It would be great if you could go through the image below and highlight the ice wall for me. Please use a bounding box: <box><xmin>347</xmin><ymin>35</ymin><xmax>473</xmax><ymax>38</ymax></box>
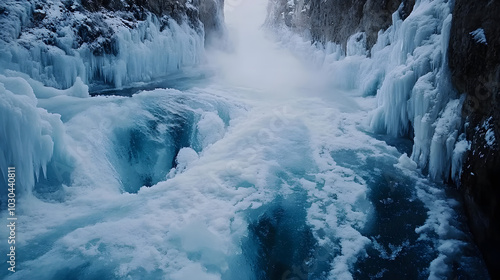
<box><xmin>368</xmin><ymin>0</ymin><xmax>463</xmax><ymax>182</ymax></box>
<box><xmin>0</xmin><ymin>74</ymin><xmax>69</xmax><ymax>196</ymax></box>
<box><xmin>269</xmin><ymin>0</ymin><xmax>465</xmax><ymax>183</ymax></box>
<box><xmin>0</xmin><ymin>0</ymin><xmax>206</xmax><ymax>89</ymax></box>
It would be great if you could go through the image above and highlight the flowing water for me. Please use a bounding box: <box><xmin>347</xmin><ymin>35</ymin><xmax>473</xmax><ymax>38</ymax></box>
<box><xmin>0</xmin><ymin>0</ymin><xmax>490</xmax><ymax>279</ymax></box>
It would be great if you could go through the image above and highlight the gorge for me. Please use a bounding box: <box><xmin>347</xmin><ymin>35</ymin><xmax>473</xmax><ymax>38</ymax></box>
<box><xmin>0</xmin><ymin>0</ymin><xmax>498</xmax><ymax>279</ymax></box>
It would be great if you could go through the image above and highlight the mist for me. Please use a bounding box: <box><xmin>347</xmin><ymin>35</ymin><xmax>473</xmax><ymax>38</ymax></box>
<box><xmin>208</xmin><ymin>0</ymin><xmax>314</xmax><ymax>98</ymax></box>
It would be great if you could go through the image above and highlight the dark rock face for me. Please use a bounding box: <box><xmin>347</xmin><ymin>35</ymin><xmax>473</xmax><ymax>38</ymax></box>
<box><xmin>80</xmin><ymin>0</ymin><xmax>224</xmax><ymax>45</ymax></box>
<box><xmin>0</xmin><ymin>0</ymin><xmax>225</xmax><ymax>55</ymax></box>
<box><xmin>76</xmin><ymin>0</ymin><xmax>201</xmax><ymax>55</ymax></box>
<box><xmin>448</xmin><ymin>0</ymin><xmax>500</xmax><ymax>277</ymax></box>
<box><xmin>195</xmin><ymin>0</ymin><xmax>225</xmax><ymax>46</ymax></box>
<box><xmin>267</xmin><ymin>0</ymin><xmax>414</xmax><ymax>50</ymax></box>
<box><xmin>81</xmin><ymin>0</ymin><xmax>185</xmax><ymax>16</ymax></box>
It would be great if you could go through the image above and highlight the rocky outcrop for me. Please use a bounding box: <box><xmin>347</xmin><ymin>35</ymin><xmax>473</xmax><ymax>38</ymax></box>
<box><xmin>80</xmin><ymin>0</ymin><xmax>225</xmax><ymax>45</ymax></box>
<box><xmin>196</xmin><ymin>0</ymin><xmax>225</xmax><ymax>46</ymax></box>
<box><xmin>267</xmin><ymin>0</ymin><xmax>414</xmax><ymax>50</ymax></box>
<box><xmin>448</xmin><ymin>0</ymin><xmax>500</xmax><ymax>277</ymax></box>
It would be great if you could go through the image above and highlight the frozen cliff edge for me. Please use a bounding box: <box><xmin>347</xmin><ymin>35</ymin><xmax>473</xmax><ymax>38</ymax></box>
<box><xmin>0</xmin><ymin>0</ymin><xmax>225</xmax><ymax>89</ymax></box>
<box><xmin>268</xmin><ymin>0</ymin><xmax>500</xmax><ymax>277</ymax></box>
<box><xmin>267</xmin><ymin>0</ymin><xmax>462</xmax><ymax>183</ymax></box>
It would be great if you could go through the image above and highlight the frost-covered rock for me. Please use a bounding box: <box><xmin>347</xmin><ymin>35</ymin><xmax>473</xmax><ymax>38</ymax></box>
<box><xmin>266</xmin><ymin>0</ymin><xmax>415</xmax><ymax>50</ymax></box>
<box><xmin>449</xmin><ymin>0</ymin><xmax>500</xmax><ymax>276</ymax></box>
<box><xmin>269</xmin><ymin>0</ymin><xmax>461</xmax><ymax>183</ymax></box>
<box><xmin>0</xmin><ymin>0</ymin><xmax>224</xmax><ymax>89</ymax></box>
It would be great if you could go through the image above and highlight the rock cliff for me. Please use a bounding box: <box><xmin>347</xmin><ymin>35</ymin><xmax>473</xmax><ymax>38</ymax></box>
<box><xmin>268</xmin><ymin>0</ymin><xmax>499</xmax><ymax>277</ymax></box>
<box><xmin>80</xmin><ymin>0</ymin><xmax>225</xmax><ymax>45</ymax></box>
<box><xmin>448</xmin><ymin>0</ymin><xmax>500</xmax><ymax>277</ymax></box>
<box><xmin>267</xmin><ymin>0</ymin><xmax>414</xmax><ymax>50</ymax></box>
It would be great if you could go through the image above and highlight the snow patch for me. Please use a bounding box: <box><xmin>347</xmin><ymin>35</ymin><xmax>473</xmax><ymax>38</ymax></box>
<box><xmin>451</xmin><ymin>135</ymin><xmax>470</xmax><ymax>183</ymax></box>
<box><xmin>470</xmin><ymin>28</ymin><xmax>488</xmax><ymax>45</ymax></box>
<box><xmin>485</xmin><ymin>128</ymin><xmax>495</xmax><ymax>146</ymax></box>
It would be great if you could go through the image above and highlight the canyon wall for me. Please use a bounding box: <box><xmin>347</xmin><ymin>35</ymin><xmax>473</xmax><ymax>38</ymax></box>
<box><xmin>448</xmin><ymin>0</ymin><xmax>500</xmax><ymax>277</ymax></box>
<box><xmin>268</xmin><ymin>0</ymin><xmax>499</xmax><ymax>277</ymax></box>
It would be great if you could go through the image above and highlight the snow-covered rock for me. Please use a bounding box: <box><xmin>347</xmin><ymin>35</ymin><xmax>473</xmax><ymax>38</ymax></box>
<box><xmin>0</xmin><ymin>0</ymin><xmax>224</xmax><ymax>89</ymax></box>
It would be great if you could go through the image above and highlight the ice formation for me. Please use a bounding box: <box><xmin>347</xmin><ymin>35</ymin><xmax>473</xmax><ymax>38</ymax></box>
<box><xmin>0</xmin><ymin>0</ymin><xmax>205</xmax><ymax>89</ymax></box>
<box><xmin>470</xmin><ymin>28</ymin><xmax>488</xmax><ymax>45</ymax></box>
<box><xmin>0</xmin><ymin>0</ymin><xmax>489</xmax><ymax>279</ymax></box>
<box><xmin>271</xmin><ymin>0</ymin><xmax>467</xmax><ymax>183</ymax></box>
